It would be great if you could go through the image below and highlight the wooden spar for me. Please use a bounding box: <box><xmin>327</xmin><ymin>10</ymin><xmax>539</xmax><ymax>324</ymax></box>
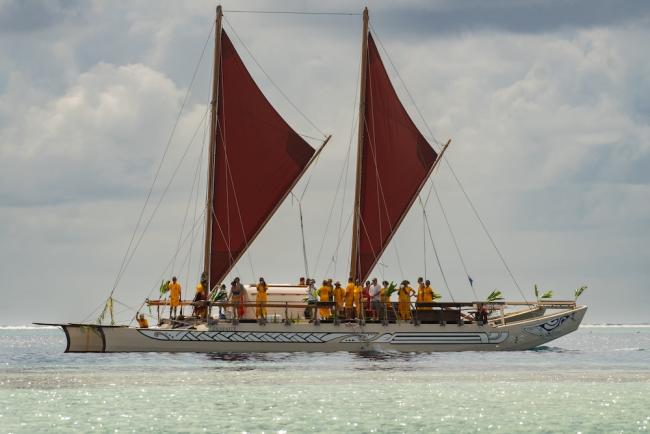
<box><xmin>349</xmin><ymin>7</ymin><xmax>369</xmax><ymax>282</ymax></box>
<box><xmin>214</xmin><ymin>135</ymin><xmax>332</xmax><ymax>286</ymax></box>
<box><xmin>204</xmin><ymin>5</ymin><xmax>223</xmax><ymax>293</ymax></box>
<box><xmin>358</xmin><ymin>139</ymin><xmax>451</xmax><ymax>283</ymax></box>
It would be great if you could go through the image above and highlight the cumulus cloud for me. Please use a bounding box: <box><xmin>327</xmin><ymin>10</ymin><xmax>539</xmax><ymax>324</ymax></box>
<box><xmin>0</xmin><ymin>63</ymin><xmax>202</xmax><ymax>205</ymax></box>
<box><xmin>1</xmin><ymin>0</ymin><xmax>649</xmax><ymax>324</ymax></box>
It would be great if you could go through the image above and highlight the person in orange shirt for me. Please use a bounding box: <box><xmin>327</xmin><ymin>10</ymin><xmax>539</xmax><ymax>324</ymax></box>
<box><xmin>398</xmin><ymin>280</ymin><xmax>415</xmax><ymax>321</ymax></box>
<box><xmin>333</xmin><ymin>281</ymin><xmax>345</xmax><ymax>318</ymax></box>
<box><xmin>318</xmin><ymin>280</ymin><xmax>332</xmax><ymax>320</ymax></box>
<box><xmin>344</xmin><ymin>277</ymin><xmax>355</xmax><ymax>320</ymax></box>
<box><xmin>256</xmin><ymin>277</ymin><xmax>268</xmax><ymax>321</ymax></box>
<box><xmin>169</xmin><ymin>276</ymin><xmax>182</xmax><ymax>319</ymax></box>
<box><xmin>353</xmin><ymin>279</ymin><xmax>364</xmax><ymax>320</ymax></box>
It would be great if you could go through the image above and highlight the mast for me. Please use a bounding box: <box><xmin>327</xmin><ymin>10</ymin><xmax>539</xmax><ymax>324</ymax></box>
<box><xmin>349</xmin><ymin>7</ymin><xmax>369</xmax><ymax>282</ymax></box>
<box><xmin>204</xmin><ymin>5</ymin><xmax>223</xmax><ymax>294</ymax></box>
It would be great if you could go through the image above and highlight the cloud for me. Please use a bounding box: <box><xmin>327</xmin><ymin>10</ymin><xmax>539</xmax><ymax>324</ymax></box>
<box><xmin>1</xmin><ymin>0</ymin><xmax>649</xmax><ymax>324</ymax></box>
<box><xmin>0</xmin><ymin>0</ymin><xmax>83</xmax><ymax>34</ymax></box>
<box><xmin>0</xmin><ymin>62</ymin><xmax>198</xmax><ymax>206</ymax></box>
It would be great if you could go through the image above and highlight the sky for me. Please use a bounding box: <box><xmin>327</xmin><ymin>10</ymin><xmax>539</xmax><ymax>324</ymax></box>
<box><xmin>1</xmin><ymin>0</ymin><xmax>649</xmax><ymax>325</ymax></box>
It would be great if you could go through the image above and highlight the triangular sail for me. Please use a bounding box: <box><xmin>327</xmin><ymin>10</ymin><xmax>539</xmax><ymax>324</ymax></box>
<box><xmin>351</xmin><ymin>31</ymin><xmax>438</xmax><ymax>282</ymax></box>
<box><xmin>206</xmin><ymin>30</ymin><xmax>316</xmax><ymax>289</ymax></box>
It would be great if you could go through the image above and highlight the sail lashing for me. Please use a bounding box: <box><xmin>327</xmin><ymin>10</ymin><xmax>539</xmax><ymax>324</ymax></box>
<box><xmin>350</xmin><ymin>18</ymin><xmax>438</xmax><ymax>282</ymax></box>
<box><xmin>204</xmin><ymin>27</ymin><xmax>317</xmax><ymax>291</ymax></box>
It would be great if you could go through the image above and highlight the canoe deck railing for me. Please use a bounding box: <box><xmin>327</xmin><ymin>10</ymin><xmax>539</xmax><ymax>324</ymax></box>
<box><xmin>145</xmin><ymin>298</ymin><xmax>577</xmax><ymax>328</ymax></box>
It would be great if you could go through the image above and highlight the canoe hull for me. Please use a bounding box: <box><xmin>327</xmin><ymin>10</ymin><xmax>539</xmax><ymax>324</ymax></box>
<box><xmin>54</xmin><ymin>306</ymin><xmax>586</xmax><ymax>353</ymax></box>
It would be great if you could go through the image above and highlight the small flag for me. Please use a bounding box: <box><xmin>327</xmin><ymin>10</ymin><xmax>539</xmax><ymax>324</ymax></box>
<box><xmin>468</xmin><ymin>275</ymin><xmax>474</xmax><ymax>288</ymax></box>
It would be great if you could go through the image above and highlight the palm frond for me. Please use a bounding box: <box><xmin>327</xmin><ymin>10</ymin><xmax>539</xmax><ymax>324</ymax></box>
<box><xmin>534</xmin><ymin>284</ymin><xmax>539</xmax><ymax>301</ymax></box>
<box><xmin>385</xmin><ymin>281</ymin><xmax>398</xmax><ymax>297</ymax></box>
<box><xmin>486</xmin><ymin>290</ymin><xmax>503</xmax><ymax>302</ymax></box>
<box><xmin>541</xmin><ymin>290</ymin><xmax>553</xmax><ymax>299</ymax></box>
<box><xmin>574</xmin><ymin>285</ymin><xmax>587</xmax><ymax>301</ymax></box>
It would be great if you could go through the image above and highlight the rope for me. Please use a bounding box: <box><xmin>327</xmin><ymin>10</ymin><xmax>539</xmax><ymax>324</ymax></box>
<box><xmin>112</xmin><ymin>107</ymin><xmax>210</xmax><ymax>291</ymax></box>
<box><xmin>324</xmin><ymin>211</ymin><xmax>354</xmax><ymax>278</ymax></box>
<box><xmin>172</xmin><ymin>112</ymin><xmax>208</xmax><ymax>275</ymax></box>
<box><xmin>226</xmin><ymin>10</ymin><xmax>361</xmax><ymax>16</ymax></box>
<box><xmin>291</xmin><ymin>193</ymin><xmax>310</xmax><ymax>279</ymax></box>
<box><xmin>107</xmin><ymin>21</ymin><xmax>215</xmax><ymax>298</ymax></box>
<box><xmin>133</xmin><ymin>208</ymin><xmax>207</xmax><ymax>320</ymax></box>
<box><xmin>223</xmin><ymin>17</ymin><xmax>326</xmax><ymax>138</ymax></box>
<box><xmin>445</xmin><ymin>160</ymin><xmax>528</xmax><ymax>302</ymax></box>
<box><xmin>431</xmin><ymin>180</ymin><xmax>478</xmax><ymax>300</ymax></box>
<box><xmin>334</xmin><ymin>54</ymin><xmax>362</xmax><ymax>278</ymax></box>
<box><xmin>419</xmin><ymin>199</ymin><xmax>455</xmax><ymax>302</ymax></box>
<box><xmin>371</xmin><ymin>25</ymin><xmax>527</xmax><ymax>302</ymax></box>
<box><xmin>216</xmin><ymin>48</ymin><xmax>256</xmax><ymax>282</ymax></box>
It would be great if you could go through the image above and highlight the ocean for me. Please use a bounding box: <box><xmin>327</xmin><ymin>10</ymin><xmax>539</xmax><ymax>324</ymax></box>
<box><xmin>1</xmin><ymin>326</ymin><xmax>648</xmax><ymax>433</ymax></box>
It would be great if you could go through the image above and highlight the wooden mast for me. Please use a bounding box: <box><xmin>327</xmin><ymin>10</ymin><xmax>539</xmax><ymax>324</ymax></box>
<box><xmin>349</xmin><ymin>7</ymin><xmax>369</xmax><ymax>282</ymax></box>
<box><xmin>203</xmin><ymin>5</ymin><xmax>223</xmax><ymax>294</ymax></box>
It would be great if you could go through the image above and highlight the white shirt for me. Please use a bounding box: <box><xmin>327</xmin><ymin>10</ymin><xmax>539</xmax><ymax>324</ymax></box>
<box><xmin>369</xmin><ymin>284</ymin><xmax>381</xmax><ymax>300</ymax></box>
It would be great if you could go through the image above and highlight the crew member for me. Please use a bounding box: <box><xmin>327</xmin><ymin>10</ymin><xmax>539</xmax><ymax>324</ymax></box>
<box><xmin>333</xmin><ymin>281</ymin><xmax>345</xmax><ymax>318</ymax></box>
<box><xmin>398</xmin><ymin>280</ymin><xmax>414</xmax><ymax>321</ymax></box>
<box><xmin>256</xmin><ymin>277</ymin><xmax>268</xmax><ymax>321</ymax></box>
<box><xmin>169</xmin><ymin>276</ymin><xmax>182</xmax><ymax>319</ymax></box>
<box><xmin>354</xmin><ymin>279</ymin><xmax>364</xmax><ymax>319</ymax></box>
<box><xmin>193</xmin><ymin>281</ymin><xmax>207</xmax><ymax>319</ymax></box>
<box><xmin>318</xmin><ymin>280</ymin><xmax>332</xmax><ymax>320</ymax></box>
<box><xmin>344</xmin><ymin>277</ymin><xmax>355</xmax><ymax>320</ymax></box>
<box><xmin>230</xmin><ymin>278</ymin><xmax>244</xmax><ymax>319</ymax></box>
<box><xmin>369</xmin><ymin>278</ymin><xmax>381</xmax><ymax>321</ymax></box>
<box><xmin>136</xmin><ymin>312</ymin><xmax>149</xmax><ymax>328</ymax></box>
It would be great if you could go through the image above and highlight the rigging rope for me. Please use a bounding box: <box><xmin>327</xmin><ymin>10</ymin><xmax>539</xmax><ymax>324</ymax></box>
<box><xmin>223</xmin><ymin>17</ymin><xmax>327</xmax><ymax>139</ymax></box>
<box><xmin>226</xmin><ymin>10</ymin><xmax>361</xmax><ymax>16</ymax></box>
<box><xmin>313</xmin><ymin>54</ymin><xmax>359</xmax><ymax>278</ymax></box>
<box><xmin>370</xmin><ymin>25</ymin><xmax>528</xmax><ymax>302</ymax></box>
<box><xmin>419</xmin><ymin>198</ymin><xmax>455</xmax><ymax>302</ymax></box>
<box><xmin>431</xmin><ymin>180</ymin><xmax>479</xmax><ymax>300</ymax></box>
<box><xmin>112</xmin><ymin>107</ymin><xmax>210</xmax><ymax>291</ymax></box>
<box><xmin>108</xmin><ymin>21</ymin><xmax>215</xmax><ymax>298</ymax></box>
<box><xmin>292</xmin><ymin>193</ymin><xmax>311</xmax><ymax>279</ymax></box>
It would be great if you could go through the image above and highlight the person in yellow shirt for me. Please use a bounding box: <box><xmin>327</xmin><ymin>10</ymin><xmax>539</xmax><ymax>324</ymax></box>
<box><xmin>193</xmin><ymin>282</ymin><xmax>207</xmax><ymax>319</ymax></box>
<box><xmin>353</xmin><ymin>279</ymin><xmax>364</xmax><ymax>319</ymax></box>
<box><xmin>333</xmin><ymin>281</ymin><xmax>345</xmax><ymax>318</ymax></box>
<box><xmin>169</xmin><ymin>276</ymin><xmax>182</xmax><ymax>319</ymax></box>
<box><xmin>256</xmin><ymin>277</ymin><xmax>268</xmax><ymax>321</ymax></box>
<box><xmin>420</xmin><ymin>279</ymin><xmax>438</xmax><ymax>310</ymax></box>
<box><xmin>398</xmin><ymin>280</ymin><xmax>415</xmax><ymax>321</ymax></box>
<box><xmin>416</xmin><ymin>277</ymin><xmax>427</xmax><ymax>310</ymax></box>
<box><xmin>318</xmin><ymin>280</ymin><xmax>332</xmax><ymax>320</ymax></box>
<box><xmin>344</xmin><ymin>277</ymin><xmax>355</xmax><ymax>320</ymax></box>
<box><xmin>136</xmin><ymin>312</ymin><xmax>149</xmax><ymax>328</ymax></box>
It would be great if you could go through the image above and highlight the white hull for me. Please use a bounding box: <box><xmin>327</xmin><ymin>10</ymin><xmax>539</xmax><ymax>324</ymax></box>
<box><xmin>53</xmin><ymin>306</ymin><xmax>586</xmax><ymax>353</ymax></box>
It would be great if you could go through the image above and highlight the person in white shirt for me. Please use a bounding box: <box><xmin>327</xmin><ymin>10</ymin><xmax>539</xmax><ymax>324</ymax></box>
<box><xmin>369</xmin><ymin>277</ymin><xmax>382</xmax><ymax>321</ymax></box>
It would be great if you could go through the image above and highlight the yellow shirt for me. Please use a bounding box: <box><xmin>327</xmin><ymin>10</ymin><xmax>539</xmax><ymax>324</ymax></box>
<box><xmin>334</xmin><ymin>286</ymin><xmax>345</xmax><ymax>305</ymax></box>
<box><xmin>380</xmin><ymin>286</ymin><xmax>390</xmax><ymax>304</ymax></box>
<box><xmin>423</xmin><ymin>286</ymin><xmax>435</xmax><ymax>303</ymax></box>
<box><xmin>256</xmin><ymin>284</ymin><xmax>268</xmax><ymax>302</ymax></box>
<box><xmin>344</xmin><ymin>283</ymin><xmax>355</xmax><ymax>306</ymax></box>
<box><xmin>169</xmin><ymin>282</ymin><xmax>182</xmax><ymax>307</ymax></box>
<box><xmin>398</xmin><ymin>286</ymin><xmax>413</xmax><ymax>302</ymax></box>
<box><xmin>319</xmin><ymin>285</ymin><xmax>331</xmax><ymax>302</ymax></box>
<box><xmin>353</xmin><ymin>285</ymin><xmax>363</xmax><ymax>305</ymax></box>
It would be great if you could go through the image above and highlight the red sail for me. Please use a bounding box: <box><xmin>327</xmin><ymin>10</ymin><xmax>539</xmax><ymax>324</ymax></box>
<box><xmin>354</xmin><ymin>33</ymin><xmax>438</xmax><ymax>281</ymax></box>
<box><xmin>207</xmin><ymin>31</ymin><xmax>315</xmax><ymax>287</ymax></box>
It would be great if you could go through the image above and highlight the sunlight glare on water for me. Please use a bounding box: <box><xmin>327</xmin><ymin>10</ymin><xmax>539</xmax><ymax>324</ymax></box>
<box><xmin>0</xmin><ymin>327</ymin><xmax>648</xmax><ymax>433</ymax></box>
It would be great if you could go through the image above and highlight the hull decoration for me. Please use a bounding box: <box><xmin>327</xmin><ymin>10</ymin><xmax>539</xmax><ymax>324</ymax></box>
<box><xmin>47</xmin><ymin>306</ymin><xmax>586</xmax><ymax>353</ymax></box>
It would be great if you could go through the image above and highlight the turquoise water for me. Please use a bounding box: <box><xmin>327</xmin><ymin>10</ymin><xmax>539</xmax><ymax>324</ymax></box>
<box><xmin>1</xmin><ymin>327</ymin><xmax>648</xmax><ymax>433</ymax></box>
